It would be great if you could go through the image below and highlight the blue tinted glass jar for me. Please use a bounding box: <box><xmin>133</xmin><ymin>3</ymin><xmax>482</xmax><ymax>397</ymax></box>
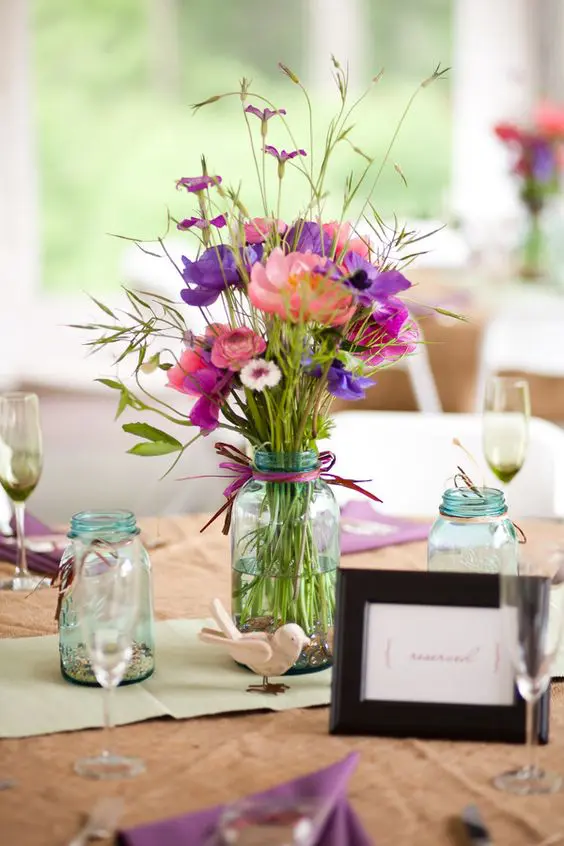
<box><xmin>231</xmin><ymin>450</ymin><xmax>339</xmax><ymax>674</ymax></box>
<box><xmin>58</xmin><ymin>510</ymin><xmax>155</xmax><ymax>686</ymax></box>
<box><xmin>428</xmin><ymin>487</ymin><xmax>518</xmax><ymax>574</ymax></box>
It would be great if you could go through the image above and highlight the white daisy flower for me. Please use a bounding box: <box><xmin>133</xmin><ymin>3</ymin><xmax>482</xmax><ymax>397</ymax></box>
<box><xmin>240</xmin><ymin>359</ymin><xmax>282</xmax><ymax>392</ymax></box>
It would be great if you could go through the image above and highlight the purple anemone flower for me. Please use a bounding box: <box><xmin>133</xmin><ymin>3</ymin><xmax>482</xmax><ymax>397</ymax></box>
<box><xmin>245</xmin><ymin>105</ymin><xmax>287</xmax><ymax>121</ymax></box>
<box><xmin>348</xmin><ymin>297</ymin><xmax>419</xmax><ymax>367</ymax></box>
<box><xmin>181</xmin><ymin>245</ymin><xmax>259</xmax><ymax>307</ymax></box>
<box><xmin>307</xmin><ymin>359</ymin><xmax>374</xmax><ymax>401</ymax></box>
<box><xmin>343</xmin><ymin>253</ymin><xmax>411</xmax><ymax>307</ymax></box>
<box><xmin>176</xmin><ymin>175</ymin><xmax>222</xmax><ymax>193</ymax></box>
<box><xmin>177</xmin><ymin>214</ymin><xmax>227</xmax><ymax>231</ymax></box>
<box><xmin>283</xmin><ymin>220</ymin><xmax>333</xmax><ymax>255</ymax></box>
<box><xmin>264</xmin><ymin>145</ymin><xmax>307</xmax><ymax>163</ymax></box>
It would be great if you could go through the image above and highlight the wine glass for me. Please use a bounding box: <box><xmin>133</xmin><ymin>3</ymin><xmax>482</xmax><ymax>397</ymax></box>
<box><xmin>216</xmin><ymin>798</ymin><xmax>329</xmax><ymax>845</ymax></box>
<box><xmin>0</xmin><ymin>393</ymin><xmax>47</xmax><ymax>591</ymax></box>
<box><xmin>483</xmin><ymin>376</ymin><xmax>530</xmax><ymax>486</ymax></box>
<box><xmin>73</xmin><ymin>536</ymin><xmax>145</xmax><ymax>780</ymax></box>
<box><xmin>494</xmin><ymin>549</ymin><xmax>564</xmax><ymax>794</ymax></box>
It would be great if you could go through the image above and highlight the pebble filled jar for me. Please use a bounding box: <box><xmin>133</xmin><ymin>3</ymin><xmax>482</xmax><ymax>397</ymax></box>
<box><xmin>57</xmin><ymin>510</ymin><xmax>155</xmax><ymax>685</ymax></box>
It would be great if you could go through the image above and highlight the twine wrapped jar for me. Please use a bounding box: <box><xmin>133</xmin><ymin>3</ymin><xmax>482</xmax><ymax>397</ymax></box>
<box><xmin>427</xmin><ymin>487</ymin><xmax>519</xmax><ymax>574</ymax></box>
<box><xmin>57</xmin><ymin>510</ymin><xmax>155</xmax><ymax>686</ymax></box>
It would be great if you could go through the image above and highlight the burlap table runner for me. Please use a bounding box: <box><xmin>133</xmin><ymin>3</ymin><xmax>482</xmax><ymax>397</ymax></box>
<box><xmin>2</xmin><ymin>514</ymin><xmax>564</xmax><ymax>846</ymax></box>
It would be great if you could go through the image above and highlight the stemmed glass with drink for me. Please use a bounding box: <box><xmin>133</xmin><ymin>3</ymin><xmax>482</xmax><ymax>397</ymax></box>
<box><xmin>483</xmin><ymin>376</ymin><xmax>530</xmax><ymax>486</ymax></box>
<box><xmin>73</xmin><ymin>535</ymin><xmax>145</xmax><ymax>780</ymax></box>
<box><xmin>0</xmin><ymin>393</ymin><xmax>46</xmax><ymax>591</ymax></box>
<box><xmin>495</xmin><ymin>548</ymin><xmax>564</xmax><ymax>794</ymax></box>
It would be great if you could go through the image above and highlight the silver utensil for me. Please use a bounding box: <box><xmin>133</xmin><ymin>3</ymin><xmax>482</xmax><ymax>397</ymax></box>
<box><xmin>461</xmin><ymin>805</ymin><xmax>492</xmax><ymax>846</ymax></box>
<box><xmin>68</xmin><ymin>797</ymin><xmax>124</xmax><ymax>846</ymax></box>
<box><xmin>0</xmin><ymin>779</ymin><xmax>16</xmax><ymax>790</ymax></box>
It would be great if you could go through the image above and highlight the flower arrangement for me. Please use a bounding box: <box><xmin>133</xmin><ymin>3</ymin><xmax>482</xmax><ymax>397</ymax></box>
<box><xmin>495</xmin><ymin>102</ymin><xmax>564</xmax><ymax>278</ymax></box>
<box><xmin>80</xmin><ymin>60</ymin><xmax>451</xmax><ymax>667</ymax></box>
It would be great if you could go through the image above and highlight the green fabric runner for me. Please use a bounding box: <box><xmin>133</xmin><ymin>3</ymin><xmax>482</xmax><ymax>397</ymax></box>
<box><xmin>0</xmin><ymin>618</ymin><xmax>331</xmax><ymax>738</ymax></box>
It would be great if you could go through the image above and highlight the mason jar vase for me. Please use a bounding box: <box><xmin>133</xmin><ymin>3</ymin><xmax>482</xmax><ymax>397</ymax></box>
<box><xmin>231</xmin><ymin>450</ymin><xmax>340</xmax><ymax>674</ymax></box>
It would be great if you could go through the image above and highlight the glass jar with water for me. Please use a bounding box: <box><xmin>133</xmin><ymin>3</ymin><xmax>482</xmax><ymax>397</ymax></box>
<box><xmin>428</xmin><ymin>487</ymin><xmax>518</xmax><ymax>574</ymax></box>
<box><xmin>58</xmin><ymin>510</ymin><xmax>155</xmax><ymax>685</ymax></box>
<box><xmin>231</xmin><ymin>450</ymin><xmax>339</xmax><ymax>673</ymax></box>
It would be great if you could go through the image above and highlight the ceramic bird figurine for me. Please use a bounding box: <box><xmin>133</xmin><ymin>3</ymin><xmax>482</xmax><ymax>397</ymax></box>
<box><xmin>198</xmin><ymin>598</ymin><xmax>310</xmax><ymax>694</ymax></box>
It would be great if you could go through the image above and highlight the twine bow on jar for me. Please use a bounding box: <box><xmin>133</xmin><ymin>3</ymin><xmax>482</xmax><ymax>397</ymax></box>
<box><xmin>450</xmin><ymin>464</ymin><xmax>527</xmax><ymax>544</ymax></box>
<box><xmin>185</xmin><ymin>442</ymin><xmax>383</xmax><ymax>535</ymax></box>
<box><xmin>51</xmin><ymin>539</ymin><xmax>122</xmax><ymax>622</ymax></box>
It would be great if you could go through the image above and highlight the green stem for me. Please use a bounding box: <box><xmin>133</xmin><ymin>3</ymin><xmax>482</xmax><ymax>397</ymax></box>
<box><xmin>521</xmin><ymin>210</ymin><xmax>545</xmax><ymax>280</ymax></box>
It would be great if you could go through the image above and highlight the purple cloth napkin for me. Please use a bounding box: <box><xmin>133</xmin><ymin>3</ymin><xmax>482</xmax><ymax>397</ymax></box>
<box><xmin>3</xmin><ymin>512</ymin><xmax>62</xmax><ymax>576</ymax></box>
<box><xmin>340</xmin><ymin>500</ymin><xmax>430</xmax><ymax>555</ymax></box>
<box><xmin>118</xmin><ymin>753</ymin><xmax>371</xmax><ymax>846</ymax></box>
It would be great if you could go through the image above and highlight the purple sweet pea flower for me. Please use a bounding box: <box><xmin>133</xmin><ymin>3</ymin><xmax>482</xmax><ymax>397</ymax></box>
<box><xmin>245</xmin><ymin>105</ymin><xmax>287</xmax><ymax>121</ymax></box>
<box><xmin>181</xmin><ymin>245</ymin><xmax>258</xmax><ymax>307</ymax></box>
<box><xmin>182</xmin><ymin>351</ymin><xmax>233</xmax><ymax>433</ymax></box>
<box><xmin>343</xmin><ymin>253</ymin><xmax>412</xmax><ymax>307</ymax></box>
<box><xmin>177</xmin><ymin>214</ymin><xmax>227</xmax><ymax>231</ymax></box>
<box><xmin>264</xmin><ymin>146</ymin><xmax>307</xmax><ymax>162</ymax></box>
<box><xmin>284</xmin><ymin>220</ymin><xmax>333</xmax><ymax>255</ymax></box>
<box><xmin>189</xmin><ymin>396</ymin><xmax>222</xmax><ymax>431</ymax></box>
<box><xmin>176</xmin><ymin>175</ymin><xmax>222</xmax><ymax>192</ymax></box>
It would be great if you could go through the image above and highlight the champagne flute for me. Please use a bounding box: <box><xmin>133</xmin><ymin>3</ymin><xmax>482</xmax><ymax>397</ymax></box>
<box><xmin>0</xmin><ymin>393</ymin><xmax>46</xmax><ymax>591</ymax></box>
<box><xmin>483</xmin><ymin>376</ymin><xmax>530</xmax><ymax>485</ymax></box>
<box><xmin>494</xmin><ymin>550</ymin><xmax>564</xmax><ymax>794</ymax></box>
<box><xmin>73</xmin><ymin>536</ymin><xmax>145</xmax><ymax>780</ymax></box>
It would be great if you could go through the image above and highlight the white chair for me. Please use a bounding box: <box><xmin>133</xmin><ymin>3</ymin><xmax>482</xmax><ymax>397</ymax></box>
<box><xmin>401</xmin><ymin>331</ymin><xmax>442</xmax><ymax>414</ymax></box>
<box><xmin>322</xmin><ymin>410</ymin><xmax>564</xmax><ymax>518</ymax></box>
<box><xmin>474</xmin><ymin>313</ymin><xmax>564</xmax><ymax>413</ymax></box>
<box><xmin>24</xmin><ymin>385</ymin><xmax>245</xmax><ymax>525</ymax></box>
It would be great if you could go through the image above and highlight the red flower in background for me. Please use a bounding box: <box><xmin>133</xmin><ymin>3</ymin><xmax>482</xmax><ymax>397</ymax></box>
<box><xmin>534</xmin><ymin>102</ymin><xmax>564</xmax><ymax>138</ymax></box>
<box><xmin>494</xmin><ymin>123</ymin><xmax>525</xmax><ymax>144</ymax></box>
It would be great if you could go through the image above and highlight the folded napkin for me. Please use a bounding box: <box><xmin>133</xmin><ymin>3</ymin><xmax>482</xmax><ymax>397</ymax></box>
<box><xmin>118</xmin><ymin>753</ymin><xmax>371</xmax><ymax>846</ymax></box>
<box><xmin>2</xmin><ymin>513</ymin><xmax>63</xmax><ymax>577</ymax></box>
<box><xmin>341</xmin><ymin>500</ymin><xmax>430</xmax><ymax>555</ymax></box>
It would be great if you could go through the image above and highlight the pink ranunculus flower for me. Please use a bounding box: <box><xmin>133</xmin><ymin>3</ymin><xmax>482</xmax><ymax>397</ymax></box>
<box><xmin>249</xmin><ymin>247</ymin><xmax>355</xmax><ymax>327</ymax></box>
<box><xmin>244</xmin><ymin>217</ymin><xmax>287</xmax><ymax>244</ymax></box>
<box><xmin>210</xmin><ymin>326</ymin><xmax>266</xmax><ymax>371</ymax></box>
<box><xmin>348</xmin><ymin>298</ymin><xmax>419</xmax><ymax>367</ymax></box>
<box><xmin>322</xmin><ymin>221</ymin><xmax>370</xmax><ymax>259</ymax></box>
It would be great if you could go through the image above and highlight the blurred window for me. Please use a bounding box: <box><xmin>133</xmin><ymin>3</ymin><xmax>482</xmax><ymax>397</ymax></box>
<box><xmin>32</xmin><ymin>0</ymin><xmax>452</xmax><ymax>295</ymax></box>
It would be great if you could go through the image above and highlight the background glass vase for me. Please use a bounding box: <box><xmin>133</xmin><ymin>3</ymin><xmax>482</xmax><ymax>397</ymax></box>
<box><xmin>231</xmin><ymin>451</ymin><xmax>339</xmax><ymax>674</ymax></box>
<box><xmin>428</xmin><ymin>487</ymin><xmax>518</xmax><ymax>574</ymax></box>
<box><xmin>520</xmin><ymin>207</ymin><xmax>547</xmax><ymax>281</ymax></box>
<box><xmin>58</xmin><ymin>510</ymin><xmax>155</xmax><ymax>686</ymax></box>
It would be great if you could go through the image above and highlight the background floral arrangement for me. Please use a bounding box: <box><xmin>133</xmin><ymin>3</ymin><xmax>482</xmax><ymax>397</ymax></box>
<box><xmin>495</xmin><ymin>102</ymin><xmax>564</xmax><ymax>278</ymax></box>
<box><xmin>80</xmin><ymin>60</ymin><xmax>451</xmax><ymax>651</ymax></box>
<box><xmin>495</xmin><ymin>102</ymin><xmax>564</xmax><ymax>213</ymax></box>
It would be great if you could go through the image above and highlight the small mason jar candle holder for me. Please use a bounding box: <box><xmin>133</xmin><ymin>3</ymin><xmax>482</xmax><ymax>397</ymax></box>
<box><xmin>427</xmin><ymin>486</ymin><xmax>518</xmax><ymax>575</ymax></box>
<box><xmin>57</xmin><ymin>510</ymin><xmax>155</xmax><ymax>686</ymax></box>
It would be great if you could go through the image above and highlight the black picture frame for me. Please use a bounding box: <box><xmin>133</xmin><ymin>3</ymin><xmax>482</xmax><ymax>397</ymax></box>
<box><xmin>329</xmin><ymin>569</ymin><xmax>549</xmax><ymax>743</ymax></box>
